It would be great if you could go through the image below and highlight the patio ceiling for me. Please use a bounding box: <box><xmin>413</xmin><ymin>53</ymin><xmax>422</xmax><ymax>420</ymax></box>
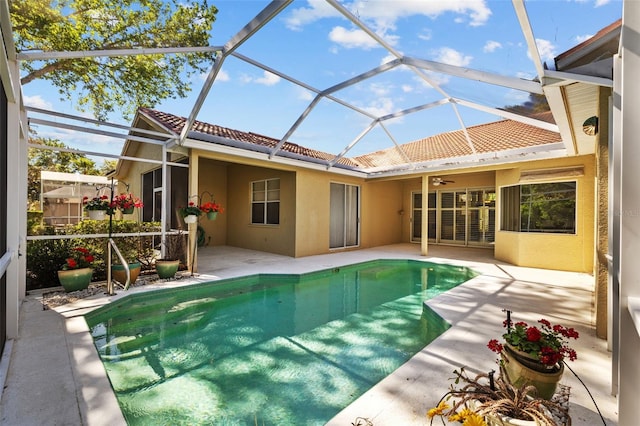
<box><xmin>12</xmin><ymin>0</ymin><xmax>617</xmax><ymax>176</ymax></box>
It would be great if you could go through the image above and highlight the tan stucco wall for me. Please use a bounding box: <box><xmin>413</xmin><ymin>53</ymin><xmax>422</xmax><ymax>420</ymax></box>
<box><xmin>226</xmin><ymin>163</ymin><xmax>296</xmax><ymax>256</ymax></box>
<box><xmin>197</xmin><ymin>158</ymin><xmax>228</xmax><ymax>246</ymax></box>
<box><xmin>293</xmin><ymin>172</ymin><xmax>404</xmax><ymax>257</ymax></box>
<box><xmin>494</xmin><ymin>155</ymin><xmax>596</xmax><ymax>273</ymax></box>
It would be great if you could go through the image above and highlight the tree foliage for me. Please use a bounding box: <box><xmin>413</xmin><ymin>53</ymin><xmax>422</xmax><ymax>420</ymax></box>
<box><xmin>11</xmin><ymin>0</ymin><xmax>218</xmax><ymax>120</ymax></box>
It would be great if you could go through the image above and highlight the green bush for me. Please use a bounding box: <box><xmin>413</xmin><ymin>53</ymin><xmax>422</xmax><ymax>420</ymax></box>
<box><xmin>26</xmin><ymin>220</ymin><xmax>161</xmax><ymax>290</ymax></box>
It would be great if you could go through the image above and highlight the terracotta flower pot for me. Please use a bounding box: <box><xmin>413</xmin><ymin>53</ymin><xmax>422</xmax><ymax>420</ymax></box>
<box><xmin>111</xmin><ymin>262</ymin><xmax>141</xmax><ymax>285</ymax></box>
<box><xmin>155</xmin><ymin>259</ymin><xmax>180</xmax><ymax>279</ymax></box>
<box><xmin>57</xmin><ymin>268</ymin><xmax>93</xmax><ymax>292</ymax></box>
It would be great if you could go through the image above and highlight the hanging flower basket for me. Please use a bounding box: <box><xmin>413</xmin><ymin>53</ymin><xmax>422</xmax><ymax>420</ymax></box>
<box><xmin>183</xmin><ymin>214</ymin><xmax>198</xmax><ymax>224</ymax></box>
<box><xmin>206</xmin><ymin>211</ymin><xmax>218</xmax><ymax>220</ymax></box>
<box><xmin>88</xmin><ymin>210</ymin><xmax>106</xmax><ymax>220</ymax></box>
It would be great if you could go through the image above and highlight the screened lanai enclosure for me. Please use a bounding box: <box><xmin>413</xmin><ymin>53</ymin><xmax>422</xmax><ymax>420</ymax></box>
<box><xmin>3</xmin><ymin>0</ymin><xmax>640</xmax><ymax>424</ymax></box>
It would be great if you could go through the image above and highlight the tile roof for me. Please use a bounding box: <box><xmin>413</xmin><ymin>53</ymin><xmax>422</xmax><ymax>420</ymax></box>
<box><xmin>138</xmin><ymin>107</ymin><xmax>561</xmax><ymax>171</ymax></box>
<box><xmin>138</xmin><ymin>107</ymin><xmax>361</xmax><ymax>168</ymax></box>
<box><xmin>354</xmin><ymin>114</ymin><xmax>561</xmax><ymax>168</ymax></box>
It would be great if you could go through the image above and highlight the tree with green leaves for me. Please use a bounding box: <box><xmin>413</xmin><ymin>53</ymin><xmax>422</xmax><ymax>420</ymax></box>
<box><xmin>11</xmin><ymin>0</ymin><xmax>218</xmax><ymax>120</ymax></box>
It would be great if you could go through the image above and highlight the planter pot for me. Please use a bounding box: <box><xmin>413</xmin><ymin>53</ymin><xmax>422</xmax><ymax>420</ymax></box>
<box><xmin>112</xmin><ymin>262</ymin><xmax>141</xmax><ymax>284</ymax></box>
<box><xmin>183</xmin><ymin>214</ymin><xmax>198</xmax><ymax>224</ymax></box>
<box><xmin>206</xmin><ymin>211</ymin><xmax>218</xmax><ymax>220</ymax></box>
<box><xmin>57</xmin><ymin>268</ymin><xmax>93</xmax><ymax>292</ymax></box>
<box><xmin>469</xmin><ymin>400</ymin><xmax>542</xmax><ymax>426</ymax></box>
<box><xmin>501</xmin><ymin>346</ymin><xmax>564</xmax><ymax>400</ymax></box>
<box><xmin>87</xmin><ymin>210</ymin><xmax>106</xmax><ymax>220</ymax></box>
<box><xmin>155</xmin><ymin>259</ymin><xmax>180</xmax><ymax>279</ymax></box>
<box><xmin>122</xmin><ymin>207</ymin><xmax>135</xmax><ymax>215</ymax></box>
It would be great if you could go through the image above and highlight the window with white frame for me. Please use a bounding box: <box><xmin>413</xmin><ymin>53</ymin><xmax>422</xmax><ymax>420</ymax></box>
<box><xmin>251</xmin><ymin>178</ymin><xmax>280</xmax><ymax>225</ymax></box>
<box><xmin>500</xmin><ymin>181</ymin><xmax>576</xmax><ymax>234</ymax></box>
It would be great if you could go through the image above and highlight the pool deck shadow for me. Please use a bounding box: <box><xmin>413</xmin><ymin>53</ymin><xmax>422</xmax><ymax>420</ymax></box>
<box><xmin>0</xmin><ymin>244</ymin><xmax>618</xmax><ymax>425</ymax></box>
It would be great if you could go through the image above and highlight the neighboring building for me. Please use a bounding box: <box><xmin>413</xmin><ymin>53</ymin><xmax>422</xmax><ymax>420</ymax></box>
<box><xmin>39</xmin><ymin>170</ymin><xmax>112</xmax><ymax>225</ymax></box>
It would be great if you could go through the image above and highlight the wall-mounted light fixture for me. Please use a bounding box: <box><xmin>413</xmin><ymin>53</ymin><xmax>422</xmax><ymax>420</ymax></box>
<box><xmin>582</xmin><ymin>116</ymin><xmax>598</xmax><ymax>136</ymax></box>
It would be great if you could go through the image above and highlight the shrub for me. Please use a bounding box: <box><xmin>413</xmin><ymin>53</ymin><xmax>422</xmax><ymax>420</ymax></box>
<box><xmin>26</xmin><ymin>220</ymin><xmax>161</xmax><ymax>290</ymax></box>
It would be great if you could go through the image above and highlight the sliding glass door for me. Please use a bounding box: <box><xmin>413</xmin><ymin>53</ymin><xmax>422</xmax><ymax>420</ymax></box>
<box><xmin>411</xmin><ymin>188</ymin><xmax>495</xmax><ymax>247</ymax></box>
<box><xmin>330</xmin><ymin>183</ymin><xmax>359</xmax><ymax>249</ymax></box>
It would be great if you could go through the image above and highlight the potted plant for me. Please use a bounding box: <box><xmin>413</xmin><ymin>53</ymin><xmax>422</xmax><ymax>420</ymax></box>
<box><xmin>428</xmin><ymin>367</ymin><xmax>569</xmax><ymax>426</ymax></box>
<box><xmin>110</xmin><ymin>193</ymin><xmax>143</xmax><ymax>215</ymax></box>
<box><xmin>199</xmin><ymin>200</ymin><xmax>224</xmax><ymax>220</ymax></box>
<box><xmin>83</xmin><ymin>195</ymin><xmax>111</xmax><ymax>220</ymax></box>
<box><xmin>154</xmin><ymin>232</ymin><xmax>185</xmax><ymax>279</ymax></box>
<box><xmin>487</xmin><ymin>311</ymin><xmax>579</xmax><ymax>399</ymax></box>
<box><xmin>57</xmin><ymin>246</ymin><xmax>95</xmax><ymax>292</ymax></box>
<box><xmin>178</xmin><ymin>202</ymin><xmax>202</xmax><ymax>224</ymax></box>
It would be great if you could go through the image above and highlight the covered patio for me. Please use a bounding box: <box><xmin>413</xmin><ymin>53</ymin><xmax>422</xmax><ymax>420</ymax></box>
<box><xmin>0</xmin><ymin>245</ymin><xmax>617</xmax><ymax>425</ymax></box>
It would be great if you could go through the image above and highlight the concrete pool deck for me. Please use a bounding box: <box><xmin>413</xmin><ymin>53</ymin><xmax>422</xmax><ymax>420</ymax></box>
<box><xmin>0</xmin><ymin>244</ymin><xmax>618</xmax><ymax>425</ymax></box>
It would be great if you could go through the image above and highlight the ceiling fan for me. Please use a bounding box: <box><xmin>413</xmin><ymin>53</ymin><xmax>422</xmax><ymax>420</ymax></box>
<box><xmin>432</xmin><ymin>177</ymin><xmax>455</xmax><ymax>186</ymax></box>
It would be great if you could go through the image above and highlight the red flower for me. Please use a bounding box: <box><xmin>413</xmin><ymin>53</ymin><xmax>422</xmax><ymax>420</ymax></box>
<box><xmin>488</xmin><ymin>312</ymin><xmax>580</xmax><ymax>366</ymax></box>
<box><xmin>526</xmin><ymin>326</ymin><xmax>541</xmax><ymax>342</ymax></box>
<box><xmin>487</xmin><ymin>339</ymin><xmax>503</xmax><ymax>353</ymax></box>
<box><xmin>61</xmin><ymin>247</ymin><xmax>95</xmax><ymax>270</ymax></box>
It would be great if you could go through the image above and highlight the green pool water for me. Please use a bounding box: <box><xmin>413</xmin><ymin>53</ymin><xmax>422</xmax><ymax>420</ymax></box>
<box><xmin>85</xmin><ymin>259</ymin><xmax>477</xmax><ymax>425</ymax></box>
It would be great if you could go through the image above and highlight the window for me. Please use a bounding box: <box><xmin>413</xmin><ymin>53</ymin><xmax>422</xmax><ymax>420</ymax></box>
<box><xmin>252</xmin><ymin>178</ymin><xmax>280</xmax><ymax>224</ymax></box>
<box><xmin>141</xmin><ymin>165</ymin><xmax>188</xmax><ymax>229</ymax></box>
<box><xmin>501</xmin><ymin>182</ymin><xmax>576</xmax><ymax>234</ymax></box>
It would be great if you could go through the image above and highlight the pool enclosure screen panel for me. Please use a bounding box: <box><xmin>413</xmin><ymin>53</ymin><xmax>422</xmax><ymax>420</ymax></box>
<box><xmin>330</xmin><ymin>183</ymin><xmax>359</xmax><ymax>249</ymax></box>
<box><xmin>0</xmin><ymin>79</ymin><xmax>7</xmax><ymax>352</ymax></box>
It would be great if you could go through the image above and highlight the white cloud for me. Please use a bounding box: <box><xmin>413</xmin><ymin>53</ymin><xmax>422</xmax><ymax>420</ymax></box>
<box><xmin>368</xmin><ymin>83</ymin><xmax>391</xmax><ymax>97</ymax></box>
<box><xmin>433</xmin><ymin>47</ymin><xmax>472</xmax><ymax>67</ymax></box>
<box><xmin>575</xmin><ymin>34</ymin><xmax>593</xmax><ymax>44</ymax></box>
<box><xmin>418</xmin><ymin>29</ymin><xmax>432</xmax><ymax>41</ymax></box>
<box><xmin>595</xmin><ymin>0</ymin><xmax>611</xmax><ymax>7</ymax></box>
<box><xmin>201</xmin><ymin>69</ymin><xmax>230</xmax><ymax>82</ymax></box>
<box><xmin>532</xmin><ymin>38</ymin><xmax>557</xmax><ymax>62</ymax></box>
<box><xmin>24</xmin><ymin>95</ymin><xmax>53</xmax><ymax>110</ymax></box>
<box><xmin>285</xmin><ymin>0</ymin><xmax>493</xmax><ymax>43</ymax></box>
<box><xmin>363</xmin><ymin>97</ymin><xmax>395</xmax><ymax>117</ymax></box>
<box><xmin>296</xmin><ymin>87</ymin><xmax>314</xmax><ymax>102</ymax></box>
<box><xmin>483</xmin><ymin>40</ymin><xmax>502</xmax><ymax>53</ymax></box>
<box><xmin>255</xmin><ymin>71</ymin><xmax>280</xmax><ymax>86</ymax></box>
<box><xmin>216</xmin><ymin>69</ymin><xmax>230</xmax><ymax>82</ymax></box>
<box><xmin>239</xmin><ymin>71</ymin><xmax>281</xmax><ymax>86</ymax></box>
<box><xmin>401</xmin><ymin>84</ymin><xmax>412</xmax><ymax>93</ymax></box>
<box><xmin>329</xmin><ymin>26</ymin><xmax>379</xmax><ymax>50</ymax></box>
<box><xmin>285</xmin><ymin>0</ymin><xmax>341</xmax><ymax>31</ymax></box>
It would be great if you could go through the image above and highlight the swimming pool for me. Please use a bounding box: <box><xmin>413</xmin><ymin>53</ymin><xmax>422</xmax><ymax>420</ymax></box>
<box><xmin>85</xmin><ymin>259</ymin><xmax>477</xmax><ymax>425</ymax></box>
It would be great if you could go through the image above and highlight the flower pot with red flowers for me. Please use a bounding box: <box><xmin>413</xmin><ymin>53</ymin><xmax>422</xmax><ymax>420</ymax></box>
<box><xmin>487</xmin><ymin>311</ymin><xmax>579</xmax><ymax>400</ymax></box>
<box><xmin>199</xmin><ymin>201</ymin><xmax>224</xmax><ymax>220</ymax></box>
<box><xmin>57</xmin><ymin>247</ymin><xmax>95</xmax><ymax>292</ymax></box>
<box><xmin>83</xmin><ymin>195</ymin><xmax>111</xmax><ymax>220</ymax></box>
<box><xmin>178</xmin><ymin>202</ymin><xmax>202</xmax><ymax>225</ymax></box>
<box><xmin>110</xmin><ymin>193</ymin><xmax>143</xmax><ymax>215</ymax></box>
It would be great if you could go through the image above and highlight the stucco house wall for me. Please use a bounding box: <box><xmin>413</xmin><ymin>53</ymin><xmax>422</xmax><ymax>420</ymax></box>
<box><xmin>494</xmin><ymin>155</ymin><xmax>596</xmax><ymax>273</ymax></box>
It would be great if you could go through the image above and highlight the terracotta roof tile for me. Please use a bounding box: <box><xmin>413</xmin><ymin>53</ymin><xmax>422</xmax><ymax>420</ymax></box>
<box><xmin>139</xmin><ymin>107</ymin><xmax>361</xmax><ymax>168</ymax></box>
<box><xmin>354</xmin><ymin>118</ymin><xmax>561</xmax><ymax>168</ymax></box>
<box><xmin>138</xmin><ymin>107</ymin><xmax>561</xmax><ymax>171</ymax></box>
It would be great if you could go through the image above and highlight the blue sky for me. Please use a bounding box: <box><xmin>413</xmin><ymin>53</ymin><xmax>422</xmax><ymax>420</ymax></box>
<box><xmin>22</xmin><ymin>0</ymin><xmax>622</xmax><ymax>161</ymax></box>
